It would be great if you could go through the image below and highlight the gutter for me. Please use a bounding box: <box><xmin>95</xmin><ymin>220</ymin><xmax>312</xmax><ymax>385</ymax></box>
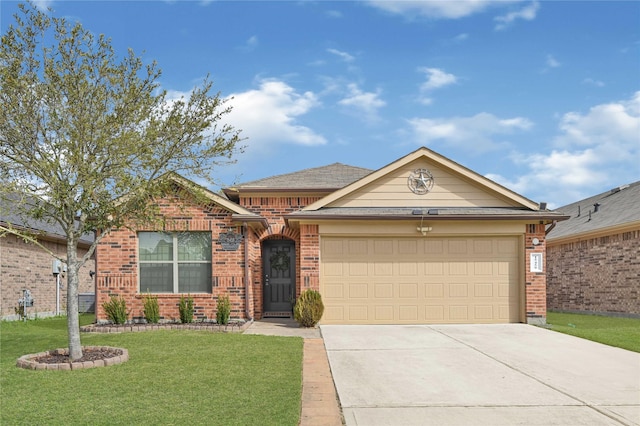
<box><xmin>285</xmin><ymin>213</ymin><xmax>571</xmax><ymax>227</ymax></box>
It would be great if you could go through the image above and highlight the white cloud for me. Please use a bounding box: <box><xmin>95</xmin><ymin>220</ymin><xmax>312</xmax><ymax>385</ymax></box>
<box><xmin>582</xmin><ymin>78</ymin><xmax>605</xmax><ymax>87</ymax></box>
<box><xmin>419</xmin><ymin>67</ymin><xmax>457</xmax><ymax>91</ymax></box>
<box><xmin>338</xmin><ymin>84</ymin><xmax>386</xmax><ymax>122</ymax></box>
<box><xmin>327</xmin><ymin>48</ymin><xmax>355</xmax><ymax>63</ymax></box>
<box><xmin>417</xmin><ymin>67</ymin><xmax>457</xmax><ymax>105</ymax></box>
<box><xmin>408</xmin><ymin>112</ymin><xmax>533</xmax><ymax>151</ymax></box>
<box><xmin>31</xmin><ymin>0</ymin><xmax>54</xmax><ymax>11</ymax></box>
<box><xmin>365</xmin><ymin>0</ymin><xmax>517</xmax><ymax>19</ymax></box>
<box><xmin>326</xmin><ymin>10</ymin><xmax>343</xmax><ymax>18</ymax></box>
<box><xmin>244</xmin><ymin>35</ymin><xmax>258</xmax><ymax>50</ymax></box>
<box><xmin>494</xmin><ymin>1</ymin><xmax>539</xmax><ymax>30</ymax></box>
<box><xmin>492</xmin><ymin>91</ymin><xmax>640</xmax><ymax>206</ymax></box>
<box><xmin>453</xmin><ymin>33</ymin><xmax>469</xmax><ymax>43</ymax></box>
<box><xmin>546</xmin><ymin>54</ymin><xmax>561</xmax><ymax>68</ymax></box>
<box><xmin>225</xmin><ymin>79</ymin><xmax>326</xmax><ymax>149</ymax></box>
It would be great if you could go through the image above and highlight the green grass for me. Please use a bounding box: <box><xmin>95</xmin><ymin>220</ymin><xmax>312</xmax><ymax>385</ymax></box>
<box><xmin>546</xmin><ymin>311</ymin><xmax>640</xmax><ymax>353</ymax></box>
<box><xmin>1</xmin><ymin>315</ymin><xmax>303</xmax><ymax>425</ymax></box>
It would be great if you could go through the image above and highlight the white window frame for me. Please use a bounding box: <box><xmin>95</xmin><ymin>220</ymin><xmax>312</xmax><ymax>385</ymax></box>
<box><xmin>138</xmin><ymin>232</ymin><xmax>212</xmax><ymax>294</ymax></box>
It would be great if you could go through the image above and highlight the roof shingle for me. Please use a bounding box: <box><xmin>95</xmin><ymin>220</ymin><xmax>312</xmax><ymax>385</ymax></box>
<box><xmin>547</xmin><ymin>180</ymin><xmax>640</xmax><ymax>241</ymax></box>
<box><xmin>229</xmin><ymin>163</ymin><xmax>373</xmax><ymax>190</ymax></box>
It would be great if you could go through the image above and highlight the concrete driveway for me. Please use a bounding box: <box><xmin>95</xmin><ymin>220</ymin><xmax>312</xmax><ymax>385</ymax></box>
<box><xmin>321</xmin><ymin>324</ymin><xmax>640</xmax><ymax>426</ymax></box>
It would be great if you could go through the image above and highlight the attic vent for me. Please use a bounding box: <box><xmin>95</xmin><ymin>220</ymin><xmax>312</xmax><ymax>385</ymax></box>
<box><xmin>593</xmin><ymin>202</ymin><xmax>600</xmax><ymax>213</ymax></box>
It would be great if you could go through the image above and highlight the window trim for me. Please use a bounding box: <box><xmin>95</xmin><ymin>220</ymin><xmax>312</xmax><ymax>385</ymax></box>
<box><xmin>138</xmin><ymin>231</ymin><xmax>212</xmax><ymax>294</ymax></box>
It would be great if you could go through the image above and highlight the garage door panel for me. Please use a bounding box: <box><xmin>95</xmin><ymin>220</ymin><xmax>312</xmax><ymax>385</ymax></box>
<box><xmin>425</xmin><ymin>262</ymin><xmax>444</xmax><ymax>275</ymax></box>
<box><xmin>399</xmin><ymin>283</ymin><xmax>418</xmax><ymax>298</ymax></box>
<box><xmin>449</xmin><ymin>262</ymin><xmax>468</xmax><ymax>275</ymax></box>
<box><xmin>349</xmin><ymin>283</ymin><xmax>369</xmax><ymax>298</ymax></box>
<box><xmin>449</xmin><ymin>283</ymin><xmax>468</xmax><ymax>297</ymax></box>
<box><xmin>426</xmin><ymin>305</ymin><xmax>445</xmax><ymax>320</ymax></box>
<box><xmin>321</xmin><ymin>236</ymin><xmax>521</xmax><ymax>325</ymax></box>
<box><xmin>375</xmin><ymin>283</ymin><xmax>394</xmax><ymax>298</ymax></box>
<box><xmin>399</xmin><ymin>305</ymin><xmax>418</xmax><ymax>320</ymax></box>
<box><xmin>374</xmin><ymin>262</ymin><xmax>393</xmax><ymax>276</ymax></box>
<box><xmin>349</xmin><ymin>306</ymin><xmax>368</xmax><ymax>321</ymax></box>
<box><xmin>475</xmin><ymin>305</ymin><xmax>494</xmax><ymax>319</ymax></box>
<box><xmin>474</xmin><ymin>283</ymin><xmax>494</xmax><ymax>297</ymax></box>
<box><xmin>399</xmin><ymin>262</ymin><xmax>418</xmax><ymax>276</ymax></box>
<box><xmin>375</xmin><ymin>305</ymin><xmax>394</xmax><ymax>321</ymax></box>
<box><xmin>426</xmin><ymin>283</ymin><xmax>445</xmax><ymax>297</ymax></box>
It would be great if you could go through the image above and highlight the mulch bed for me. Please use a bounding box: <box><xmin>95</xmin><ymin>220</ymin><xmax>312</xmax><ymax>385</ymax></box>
<box><xmin>35</xmin><ymin>347</ymin><xmax>122</xmax><ymax>364</ymax></box>
<box><xmin>17</xmin><ymin>346</ymin><xmax>129</xmax><ymax>371</ymax></box>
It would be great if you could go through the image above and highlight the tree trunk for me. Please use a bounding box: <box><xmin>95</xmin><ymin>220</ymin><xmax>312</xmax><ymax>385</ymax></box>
<box><xmin>66</xmin><ymin>243</ymin><xmax>83</xmax><ymax>360</ymax></box>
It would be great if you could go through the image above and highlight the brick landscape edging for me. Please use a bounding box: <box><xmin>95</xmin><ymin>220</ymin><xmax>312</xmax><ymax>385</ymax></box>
<box><xmin>16</xmin><ymin>346</ymin><xmax>128</xmax><ymax>371</ymax></box>
<box><xmin>80</xmin><ymin>320</ymin><xmax>251</xmax><ymax>334</ymax></box>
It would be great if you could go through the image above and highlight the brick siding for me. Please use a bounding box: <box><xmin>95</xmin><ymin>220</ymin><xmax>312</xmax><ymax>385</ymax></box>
<box><xmin>547</xmin><ymin>229</ymin><xmax>640</xmax><ymax>316</ymax></box>
<box><xmin>96</xmin><ymin>196</ymin><xmax>246</xmax><ymax>322</ymax></box>
<box><xmin>240</xmin><ymin>195</ymin><xmax>322</xmax><ymax>320</ymax></box>
<box><xmin>1</xmin><ymin>235</ymin><xmax>94</xmax><ymax>319</ymax></box>
<box><xmin>525</xmin><ymin>224</ymin><xmax>547</xmax><ymax>324</ymax></box>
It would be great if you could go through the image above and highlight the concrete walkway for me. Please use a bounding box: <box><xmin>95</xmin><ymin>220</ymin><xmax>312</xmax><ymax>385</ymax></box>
<box><xmin>244</xmin><ymin>319</ymin><xmax>343</xmax><ymax>425</ymax></box>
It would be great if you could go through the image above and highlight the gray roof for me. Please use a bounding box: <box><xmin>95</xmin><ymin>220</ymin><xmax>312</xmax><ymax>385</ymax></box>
<box><xmin>288</xmin><ymin>207</ymin><xmax>568</xmax><ymax>221</ymax></box>
<box><xmin>0</xmin><ymin>194</ymin><xmax>94</xmax><ymax>245</ymax></box>
<box><xmin>547</xmin><ymin>181</ymin><xmax>640</xmax><ymax>241</ymax></box>
<box><xmin>231</xmin><ymin>163</ymin><xmax>373</xmax><ymax>190</ymax></box>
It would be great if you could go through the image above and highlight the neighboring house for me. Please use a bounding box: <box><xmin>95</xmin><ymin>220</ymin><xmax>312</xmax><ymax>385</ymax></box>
<box><xmin>0</xmin><ymin>207</ymin><xmax>96</xmax><ymax>320</ymax></box>
<box><xmin>547</xmin><ymin>181</ymin><xmax>640</xmax><ymax>317</ymax></box>
<box><xmin>96</xmin><ymin>147</ymin><xmax>567</xmax><ymax>325</ymax></box>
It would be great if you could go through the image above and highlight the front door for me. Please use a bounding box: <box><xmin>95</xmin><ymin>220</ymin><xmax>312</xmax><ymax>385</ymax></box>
<box><xmin>263</xmin><ymin>240</ymin><xmax>295</xmax><ymax>313</ymax></box>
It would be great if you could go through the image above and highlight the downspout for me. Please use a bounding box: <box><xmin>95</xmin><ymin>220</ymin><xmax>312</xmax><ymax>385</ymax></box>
<box><xmin>243</xmin><ymin>223</ymin><xmax>253</xmax><ymax>321</ymax></box>
<box><xmin>545</xmin><ymin>220</ymin><xmax>557</xmax><ymax>235</ymax></box>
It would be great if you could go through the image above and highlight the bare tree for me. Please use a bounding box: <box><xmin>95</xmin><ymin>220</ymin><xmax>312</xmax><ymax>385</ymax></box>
<box><xmin>0</xmin><ymin>3</ymin><xmax>242</xmax><ymax>360</ymax></box>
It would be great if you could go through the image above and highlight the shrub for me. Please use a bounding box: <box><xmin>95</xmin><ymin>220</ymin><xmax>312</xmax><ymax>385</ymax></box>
<box><xmin>216</xmin><ymin>294</ymin><xmax>231</xmax><ymax>325</ymax></box>
<box><xmin>143</xmin><ymin>292</ymin><xmax>160</xmax><ymax>323</ymax></box>
<box><xmin>102</xmin><ymin>295</ymin><xmax>128</xmax><ymax>324</ymax></box>
<box><xmin>293</xmin><ymin>289</ymin><xmax>324</xmax><ymax>328</ymax></box>
<box><xmin>179</xmin><ymin>294</ymin><xmax>194</xmax><ymax>323</ymax></box>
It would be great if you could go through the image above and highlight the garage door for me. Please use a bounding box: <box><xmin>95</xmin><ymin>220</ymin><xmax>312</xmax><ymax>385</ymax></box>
<box><xmin>320</xmin><ymin>236</ymin><xmax>521</xmax><ymax>324</ymax></box>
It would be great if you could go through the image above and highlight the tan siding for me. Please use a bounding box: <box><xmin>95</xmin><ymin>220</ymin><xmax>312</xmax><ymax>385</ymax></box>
<box><xmin>327</xmin><ymin>160</ymin><xmax>519</xmax><ymax>208</ymax></box>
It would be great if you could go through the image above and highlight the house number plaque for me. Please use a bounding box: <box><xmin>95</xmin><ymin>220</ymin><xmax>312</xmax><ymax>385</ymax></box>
<box><xmin>218</xmin><ymin>231</ymin><xmax>243</xmax><ymax>251</ymax></box>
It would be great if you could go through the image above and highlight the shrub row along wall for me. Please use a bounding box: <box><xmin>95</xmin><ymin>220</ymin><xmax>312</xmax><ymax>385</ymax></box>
<box><xmin>547</xmin><ymin>230</ymin><xmax>640</xmax><ymax>316</ymax></box>
<box><xmin>96</xmin><ymin>195</ymin><xmax>249</xmax><ymax>322</ymax></box>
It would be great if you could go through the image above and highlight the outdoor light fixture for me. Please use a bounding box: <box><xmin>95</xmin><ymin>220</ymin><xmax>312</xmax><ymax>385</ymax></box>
<box><xmin>417</xmin><ymin>226</ymin><xmax>432</xmax><ymax>236</ymax></box>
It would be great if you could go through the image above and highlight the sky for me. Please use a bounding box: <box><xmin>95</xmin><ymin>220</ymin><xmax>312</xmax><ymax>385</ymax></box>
<box><xmin>1</xmin><ymin>1</ymin><xmax>639</xmax><ymax>208</ymax></box>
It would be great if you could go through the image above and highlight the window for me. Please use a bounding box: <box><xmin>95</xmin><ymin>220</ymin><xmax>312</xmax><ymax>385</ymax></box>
<box><xmin>139</xmin><ymin>232</ymin><xmax>212</xmax><ymax>293</ymax></box>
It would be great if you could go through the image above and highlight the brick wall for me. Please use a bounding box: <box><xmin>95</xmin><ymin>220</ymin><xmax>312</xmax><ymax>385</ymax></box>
<box><xmin>547</xmin><ymin>229</ymin><xmax>640</xmax><ymax>316</ymax></box>
<box><xmin>96</xmin><ymin>195</ymin><xmax>246</xmax><ymax>322</ymax></box>
<box><xmin>240</xmin><ymin>195</ymin><xmax>322</xmax><ymax>319</ymax></box>
<box><xmin>525</xmin><ymin>224</ymin><xmax>547</xmax><ymax>325</ymax></box>
<box><xmin>1</xmin><ymin>235</ymin><xmax>94</xmax><ymax>319</ymax></box>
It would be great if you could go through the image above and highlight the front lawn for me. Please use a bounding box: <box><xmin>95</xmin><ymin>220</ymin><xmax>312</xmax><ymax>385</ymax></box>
<box><xmin>0</xmin><ymin>315</ymin><xmax>303</xmax><ymax>425</ymax></box>
<box><xmin>546</xmin><ymin>311</ymin><xmax>640</xmax><ymax>353</ymax></box>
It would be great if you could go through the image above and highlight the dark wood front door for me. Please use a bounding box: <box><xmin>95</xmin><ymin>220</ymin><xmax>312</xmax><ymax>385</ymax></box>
<box><xmin>263</xmin><ymin>240</ymin><xmax>295</xmax><ymax>313</ymax></box>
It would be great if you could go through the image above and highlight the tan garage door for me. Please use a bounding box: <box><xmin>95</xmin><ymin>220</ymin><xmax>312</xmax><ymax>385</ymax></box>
<box><xmin>320</xmin><ymin>236</ymin><xmax>521</xmax><ymax>324</ymax></box>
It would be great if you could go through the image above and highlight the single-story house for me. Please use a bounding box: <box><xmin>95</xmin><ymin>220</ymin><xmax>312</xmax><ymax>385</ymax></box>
<box><xmin>96</xmin><ymin>147</ymin><xmax>568</xmax><ymax>325</ymax></box>
<box><xmin>1</xmin><ymin>203</ymin><xmax>96</xmax><ymax>320</ymax></box>
<box><xmin>547</xmin><ymin>181</ymin><xmax>640</xmax><ymax>317</ymax></box>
